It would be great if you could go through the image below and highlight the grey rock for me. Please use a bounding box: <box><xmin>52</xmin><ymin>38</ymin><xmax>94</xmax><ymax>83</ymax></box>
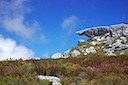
<box><xmin>78</xmin><ymin>39</ymin><xmax>85</xmax><ymax>43</ymax></box>
<box><xmin>86</xmin><ymin>47</ymin><xmax>96</xmax><ymax>54</ymax></box>
<box><xmin>76</xmin><ymin>23</ymin><xmax>128</xmax><ymax>38</ymax></box>
<box><xmin>63</xmin><ymin>50</ymin><xmax>70</xmax><ymax>58</ymax></box>
<box><xmin>76</xmin><ymin>26</ymin><xmax>110</xmax><ymax>38</ymax></box>
<box><xmin>92</xmin><ymin>36</ymin><xmax>101</xmax><ymax>41</ymax></box>
<box><xmin>114</xmin><ymin>44</ymin><xmax>128</xmax><ymax>51</ymax></box>
<box><xmin>105</xmin><ymin>39</ymin><xmax>128</xmax><ymax>56</ymax></box>
<box><xmin>37</xmin><ymin>75</ymin><xmax>62</xmax><ymax>85</ymax></box>
<box><xmin>77</xmin><ymin>45</ymin><xmax>86</xmax><ymax>53</ymax></box>
<box><xmin>105</xmin><ymin>36</ymin><xmax>114</xmax><ymax>46</ymax></box>
<box><xmin>105</xmin><ymin>51</ymin><xmax>116</xmax><ymax>56</ymax></box>
<box><xmin>101</xmin><ymin>36</ymin><xmax>105</xmax><ymax>40</ymax></box>
<box><xmin>120</xmin><ymin>51</ymin><xmax>125</xmax><ymax>55</ymax></box>
<box><xmin>51</xmin><ymin>53</ymin><xmax>63</xmax><ymax>59</ymax></box>
<box><xmin>120</xmin><ymin>37</ymin><xmax>127</xmax><ymax>43</ymax></box>
<box><xmin>122</xmin><ymin>30</ymin><xmax>128</xmax><ymax>37</ymax></box>
<box><xmin>91</xmin><ymin>41</ymin><xmax>98</xmax><ymax>46</ymax></box>
<box><xmin>71</xmin><ymin>50</ymin><xmax>80</xmax><ymax>57</ymax></box>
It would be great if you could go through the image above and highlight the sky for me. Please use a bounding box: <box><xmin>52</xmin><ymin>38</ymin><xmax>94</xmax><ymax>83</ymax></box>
<box><xmin>0</xmin><ymin>0</ymin><xmax>128</xmax><ymax>60</ymax></box>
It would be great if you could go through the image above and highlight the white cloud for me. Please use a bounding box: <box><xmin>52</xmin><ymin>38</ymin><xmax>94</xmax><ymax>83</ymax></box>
<box><xmin>61</xmin><ymin>15</ymin><xmax>80</xmax><ymax>34</ymax></box>
<box><xmin>0</xmin><ymin>35</ymin><xmax>35</xmax><ymax>60</ymax></box>
<box><xmin>2</xmin><ymin>16</ymin><xmax>35</xmax><ymax>38</ymax></box>
<box><xmin>0</xmin><ymin>0</ymin><xmax>31</xmax><ymax>17</ymax></box>
<box><xmin>0</xmin><ymin>0</ymin><xmax>40</xmax><ymax>39</ymax></box>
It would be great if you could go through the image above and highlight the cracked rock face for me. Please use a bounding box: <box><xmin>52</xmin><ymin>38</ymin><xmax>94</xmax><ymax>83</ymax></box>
<box><xmin>76</xmin><ymin>23</ymin><xmax>128</xmax><ymax>38</ymax></box>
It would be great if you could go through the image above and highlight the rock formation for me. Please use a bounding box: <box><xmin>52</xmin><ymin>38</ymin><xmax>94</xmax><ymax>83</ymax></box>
<box><xmin>76</xmin><ymin>23</ymin><xmax>128</xmax><ymax>56</ymax></box>
<box><xmin>51</xmin><ymin>23</ymin><xmax>128</xmax><ymax>58</ymax></box>
<box><xmin>76</xmin><ymin>23</ymin><xmax>128</xmax><ymax>38</ymax></box>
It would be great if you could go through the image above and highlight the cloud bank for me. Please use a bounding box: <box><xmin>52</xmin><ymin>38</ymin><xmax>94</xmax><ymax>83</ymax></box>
<box><xmin>0</xmin><ymin>35</ymin><xmax>35</xmax><ymax>60</ymax></box>
<box><xmin>0</xmin><ymin>0</ymin><xmax>39</xmax><ymax>39</ymax></box>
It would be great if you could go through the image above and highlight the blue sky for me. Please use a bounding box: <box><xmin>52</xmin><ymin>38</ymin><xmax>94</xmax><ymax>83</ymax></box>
<box><xmin>0</xmin><ymin>0</ymin><xmax>128</xmax><ymax>60</ymax></box>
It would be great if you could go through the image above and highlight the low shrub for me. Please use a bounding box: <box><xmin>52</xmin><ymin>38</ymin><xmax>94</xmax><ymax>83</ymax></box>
<box><xmin>39</xmin><ymin>79</ymin><xmax>52</xmax><ymax>85</ymax></box>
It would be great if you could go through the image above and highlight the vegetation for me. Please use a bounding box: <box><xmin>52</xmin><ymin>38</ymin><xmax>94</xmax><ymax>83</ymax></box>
<box><xmin>0</xmin><ymin>55</ymin><xmax>127</xmax><ymax>85</ymax></box>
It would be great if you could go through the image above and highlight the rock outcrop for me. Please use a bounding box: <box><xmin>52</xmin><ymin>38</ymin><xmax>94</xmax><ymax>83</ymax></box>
<box><xmin>76</xmin><ymin>23</ymin><xmax>128</xmax><ymax>56</ymax></box>
<box><xmin>76</xmin><ymin>23</ymin><xmax>128</xmax><ymax>38</ymax></box>
<box><xmin>51</xmin><ymin>23</ymin><xmax>128</xmax><ymax>58</ymax></box>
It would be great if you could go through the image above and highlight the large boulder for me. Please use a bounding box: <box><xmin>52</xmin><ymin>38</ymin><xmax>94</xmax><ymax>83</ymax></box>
<box><xmin>71</xmin><ymin>50</ymin><xmax>81</xmax><ymax>57</ymax></box>
<box><xmin>76</xmin><ymin>23</ymin><xmax>128</xmax><ymax>38</ymax></box>
<box><xmin>37</xmin><ymin>75</ymin><xmax>62</xmax><ymax>85</ymax></box>
<box><xmin>51</xmin><ymin>53</ymin><xmax>63</xmax><ymax>59</ymax></box>
<box><xmin>76</xmin><ymin>26</ymin><xmax>110</xmax><ymax>38</ymax></box>
<box><xmin>63</xmin><ymin>50</ymin><xmax>70</xmax><ymax>58</ymax></box>
<box><xmin>85</xmin><ymin>47</ymin><xmax>96</xmax><ymax>54</ymax></box>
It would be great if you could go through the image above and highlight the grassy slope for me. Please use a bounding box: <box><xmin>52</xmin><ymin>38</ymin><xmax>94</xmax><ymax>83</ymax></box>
<box><xmin>0</xmin><ymin>55</ymin><xmax>128</xmax><ymax>85</ymax></box>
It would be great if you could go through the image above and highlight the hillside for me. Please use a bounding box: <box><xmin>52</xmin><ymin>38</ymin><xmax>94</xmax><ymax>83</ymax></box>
<box><xmin>51</xmin><ymin>23</ymin><xmax>128</xmax><ymax>58</ymax></box>
<box><xmin>0</xmin><ymin>23</ymin><xmax>128</xmax><ymax>85</ymax></box>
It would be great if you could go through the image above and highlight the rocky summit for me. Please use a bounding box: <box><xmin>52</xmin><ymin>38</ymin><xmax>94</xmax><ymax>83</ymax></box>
<box><xmin>51</xmin><ymin>23</ymin><xmax>128</xmax><ymax>58</ymax></box>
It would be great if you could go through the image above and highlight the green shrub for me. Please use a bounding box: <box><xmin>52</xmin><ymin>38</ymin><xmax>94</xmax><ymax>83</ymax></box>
<box><xmin>0</xmin><ymin>75</ymin><xmax>39</xmax><ymax>85</ymax></box>
<box><xmin>92</xmin><ymin>73</ymin><xmax>128</xmax><ymax>85</ymax></box>
<box><xmin>39</xmin><ymin>79</ymin><xmax>52</xmax><ymax>85</ymax></box>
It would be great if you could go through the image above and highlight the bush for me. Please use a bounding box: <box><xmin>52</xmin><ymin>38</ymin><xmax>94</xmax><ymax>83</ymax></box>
<box><xmin>92</xmin><ymin>73</ymin><xmax>128</xmax><ymax>85</ymax></box>
<box><xmin>0</xmin><ymin>75</ymin><xmax>39</xmax><ymax>85</ymax></box>
<box><xmin>39</xmin><ymin>79</ymin><xmax>52</xmax><ymax>85</ymax></box>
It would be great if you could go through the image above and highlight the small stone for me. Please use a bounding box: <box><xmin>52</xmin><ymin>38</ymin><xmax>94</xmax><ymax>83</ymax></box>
<box><xmin>120</xmin><ymin>51</ymin><xmax>125</xmax><ymax>55</ymax></box>
<box><xmin>120</xmin><ymin>37</ymin><xmax>127</xmax><ymax>43</ymax></box>
<box><xmin>102</xmin><ymin>46</ymin><xmax>104</xmax><ymax>48</ymax></box>
<box><xmin>84</xmin><ymin>52</ymin><xmax>87</xmax><ymax>55</ymax></box>
<box><xmin>78</xmin><ymin>39</ymin><xmax>85</xmax><ymax>43</ymax></box>
<box><xmin>91</xmin><ymin>41</ymin><xmax>97</xmax><ymax>46</ymax></box>
<box><xmin>101</xmin><ymin>36</ymin><xmax>105</xmax><ymax>40</ymax></box>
